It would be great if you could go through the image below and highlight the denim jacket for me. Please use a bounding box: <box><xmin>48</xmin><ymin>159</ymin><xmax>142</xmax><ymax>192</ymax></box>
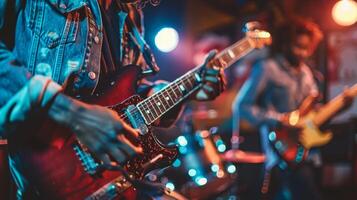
<box><xmin>0</xmin><ymin>0</ymin><xmax>113</xmax><ymax>101</ymax></box>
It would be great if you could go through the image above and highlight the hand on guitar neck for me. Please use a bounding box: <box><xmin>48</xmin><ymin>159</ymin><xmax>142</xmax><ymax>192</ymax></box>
<box><xmin>191</xmin><ymin>50</ymin><xmax>226</xmax><ymax>101</ymax></box>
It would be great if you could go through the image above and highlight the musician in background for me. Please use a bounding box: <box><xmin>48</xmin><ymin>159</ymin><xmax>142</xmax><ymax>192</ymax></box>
<box><xmin>0</xmin><ymin>0</ymin><xmax>225</xmax><ymax>198</ymax></box>
<box><xmin>232</xmin><ymin>17</ymin><xmax>323</xmax><ymax>200</ymax></box>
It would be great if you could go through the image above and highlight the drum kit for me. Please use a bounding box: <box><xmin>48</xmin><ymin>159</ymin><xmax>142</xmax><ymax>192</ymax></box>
<box><xmin>150</xmin><ymin>108</ymin><xmax>266</xmax><ymax>200</ymax></box>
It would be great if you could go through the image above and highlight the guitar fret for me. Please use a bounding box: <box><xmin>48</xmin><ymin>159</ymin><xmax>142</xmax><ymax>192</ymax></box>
<box><xmin>169</xmin><ymin>84</ymin><xmax>180</xmax><ymax>101</ymax></box>
<box><xmin>139</xmin><ymin>102</ymin><xmax>155</xmax><ymax>123</ymax></box>
<box><xmin>228</xmin><ymin>49</ymin><xmax>235</xmax><ymax>58</ymax></box>
<box><xmin>145</xmin><ymin>102</ymin><xmax>156</xmax><ymax>121</ymax></box>
<box><xmin>163</xmin><ymin>90</ymin><xmax>175</xmax><ymax>106</ymax></box>
<box><xmin>148</xmin><ymin>99</ymin><xmax>159</xmax><ymax>119</ymax></box>
<box><xmin>157</xmin><ymin>93</ymin><xmax>169</xmax><ymax>111</ymax></box>
<box><xmin>153</xmin><ymin>94</ymin><xmax>165</xmax><ymax>114</ymax></box>
<box><xmin>177</xmin><ymin>80</ymin><xmax>187</xmax><ymax>94</ymax></box>
<box><xmin>214</xmin><ymin>38</ymin><xmax>253</xmax><ymax>68</ymax></box>
<box><xmin>186</xmin><ymin>75</ymin><xmax>195</xmax><ymax>87</ymax></box>
<box><xmin>146</xmin><ymin>101</ymin><xmax>157</xmax><ymax>120</ymax></box>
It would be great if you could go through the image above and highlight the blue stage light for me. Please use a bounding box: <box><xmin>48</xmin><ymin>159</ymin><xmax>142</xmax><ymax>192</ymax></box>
<box><xmin>179</xmin><ymin>146</ymin><xmax>188</xmax><ymax>154</ymax></box>
<box><xmin>211</xmin><ymin>164</ymin><xmax>219</xmax><ymax>172</ymax></box>
<box><xmin>227</xmin><ymin>164</ymin><xmax>236</xmax><ymax>174</ymax></box>
<box><xmin>195</xmin><ymin>177</ymin><xmax>207</xmax><ymax>186</ymax></box>
<box><xmin>188</xmin><ymin>169</ymin><xmax>197</xmax><ymax>177</ymax></box>
<box><xmin>172</xmin><ymin>159</ymin><xmax>181</xmax><ymax>167</ymax></box>
<box><xmin>217</xmin><ymin>144</ymin><xmax>226</xmax><ymax>152</ymax></box>
<box><xmin>177</xmin><ymin>136</ymin><xmax>188</xmax><ymax>146</ymax></box>
<box><xmin>165</xmin><ymin>182</ymin><xmax>175</xmax><ymax>190</ymax></box>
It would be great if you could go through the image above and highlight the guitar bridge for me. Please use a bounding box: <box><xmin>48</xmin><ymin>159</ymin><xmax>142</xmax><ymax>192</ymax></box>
<box><xmin>73</xmin><ymin>143</ymin><xmax>100</xmax><ymax>176</ymax></box>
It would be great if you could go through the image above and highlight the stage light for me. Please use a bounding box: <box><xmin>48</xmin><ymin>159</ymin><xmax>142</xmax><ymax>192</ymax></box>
<box><xmin>268</xmin><ymin>131</ymin><xmax>276</xmax><ymax>141</ymax></box>
<box><xmin>215</xmin><ymin>139</ymin><xmax>224</xmax><ymax>146</ymax></box>
<box><xmin>177</xmin><ymin>136</ymin><xmax>188</xmax><ymax>146</ymax></box>
<box><xmin>211</xmin><ymin>164</ymin><xmax>219</xmax><ymax>172</ymax></box>
<box><xmin>216</xmin><ymin>170</ymin><xmax>225</xmax><ymax>178</ymax></box>
<box><xmin>172</xmin><ymin>159</ymin><xmax>181</xmax><ymax>167</ymax></box>
<box><xmin>188</xmin><ymin>169</ymin><xmax>197</xmax><ymax>177</ymax></box>
<box><xmin>195</xmin><ymin>177</ymin><xmax>208</xmax><ymax>186</ymax></box>
<box><xmin>217</xmin><ymin>144</ymin><xmax>227</xmax><ymax>152</ymax></box>
<box><xmin>332</xmin><ymin>0</ymin><xmax>357</xmax><ymax>26</ymax></box>
<box><xmin>155</xmin><ymin>27</ymin><xmax>179</xmax><ymax>52</ymax></box>
<box><xmin>179</xmin><ymin>146</ymin><xmax>188</xmax><ymax>154</ymax></box>
<box><xmin>165</xmin><ymin>182</ymin><xmax>175</xmax><ymax>190</ymax></box>
<box><xmin>227</xmin><ymin>164</ymin><xmax>237</xmax><ymax>174</ymax></box>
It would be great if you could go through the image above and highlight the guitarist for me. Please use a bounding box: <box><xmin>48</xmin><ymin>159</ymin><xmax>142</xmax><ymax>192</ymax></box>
<box><xmin>232</xmin><ymin>16</ymin><xmax>324</xmax><ymax>200</ymax></box>
<box><xmin>0</xmin><ymin>0</ymin><xmax>225</xmax><ymax>199</ymax></box>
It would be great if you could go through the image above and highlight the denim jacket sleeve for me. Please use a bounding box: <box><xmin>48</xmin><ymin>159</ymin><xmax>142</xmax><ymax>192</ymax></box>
<box><xmin>0</xmin><ymin>0</ymin><xmax>31</xmax><ymax>107</ymax></box>
<box><xmin>233</xmin><ymin>61</ymin><xmax>283</xmax><ymax>129</ymax></box>
<box><xmin>0</xmin><ymin>75</ymin><xmax>62</xmax><ymax>138</ymax></box>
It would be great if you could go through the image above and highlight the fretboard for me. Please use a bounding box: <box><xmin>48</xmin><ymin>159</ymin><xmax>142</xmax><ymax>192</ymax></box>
<box><xmin>313</xmin><ymin>84</ymin><xmax>357</xmax><ymax>126</ymax></box>
<box><xmin>137</xmin><ymin>37</ymin><xmax>254</xmax><ymax>125</ymax></box>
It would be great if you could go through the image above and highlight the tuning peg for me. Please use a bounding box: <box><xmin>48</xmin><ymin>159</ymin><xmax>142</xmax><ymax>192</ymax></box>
<box><xmin>243</xmin><ymin>21</ymin><xmax>262</xmax><ymax>32</ymax></box>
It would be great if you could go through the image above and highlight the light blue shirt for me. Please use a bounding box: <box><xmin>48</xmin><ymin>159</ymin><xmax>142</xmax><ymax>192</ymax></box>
<box><xmin>232</xmin><ymin>56</ymin><xmax>318</xmax><ymax>169</ymax></box>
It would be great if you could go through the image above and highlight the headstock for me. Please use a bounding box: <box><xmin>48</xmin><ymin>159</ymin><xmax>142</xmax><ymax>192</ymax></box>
<box><xmin>244</xmin><ymin>21</ymin><xmax>272</xmax><ymax>49</ymax></box>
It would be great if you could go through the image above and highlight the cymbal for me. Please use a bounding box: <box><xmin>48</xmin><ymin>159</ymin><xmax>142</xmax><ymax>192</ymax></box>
<box><xmin>221</xmin><ymin>149</ymin><xmax>265</xmax><ymax>164</ymax></box>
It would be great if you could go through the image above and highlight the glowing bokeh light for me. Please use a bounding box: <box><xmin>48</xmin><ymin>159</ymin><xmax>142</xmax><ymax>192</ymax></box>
<box><xmin>155</xmin><ymin>27</ymin><xmax>179</xmax><ymax>52</ymax></box>
<box><xmin>216</xmin><ymin>170</ymin><xmax>225</xmax><ymax>178</ymax></box>
<box><xmin>177</xmin><ymin>136</ymin><xmax>188</xmax><ymax>146</ymax></box>
<box><xmin>188</xmin><ymin>169</ymin><xmax>197</xmax><ymax>177</ymax></box>
<box><xmin>211</xmin><ymin>164</ymin><xmax>219</xmax><ymax>172</ymax></box>
<box><xmin>218</xmin><ymin>144</ymin><xmax>227</xmax><ymax>152</ymax></box>
<box><xmin>165</xmin><ymin>182</ymin><xmax>175</xmax><ymax>190</ymax></box>
<box><xmin>172</xmin><ymin>159</ymin><xmax>181</xmax><ymax>167</ymax></box>
<box><xmin>179</xmin><ymin>146</ymin><xmax>188</xmax><ymax>154</ymax></box>
<box><xmin>195</xmin><ymin>177</ymin><xmax>208</xmax><ymax>186</ymax></box>
<box><xmin>332</xmin><ymin>0</ymin><xmax>357</xmax><ymax>26</ymax></box>
<box><xmin>227</xmin><ymin>164</ymin><xmax>237</xmax><ymax>174</ymax></box>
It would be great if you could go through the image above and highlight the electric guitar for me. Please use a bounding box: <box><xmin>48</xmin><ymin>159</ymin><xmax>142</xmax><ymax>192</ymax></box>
<box><xmin>15</xmin><ymin>27</ymin><xmax>271</xmax><ymax>199</ymax></box>
<box><xmin>269</xmin><ymin>83</ymin><xmax>357</xmax><ymax>167</ymax></box>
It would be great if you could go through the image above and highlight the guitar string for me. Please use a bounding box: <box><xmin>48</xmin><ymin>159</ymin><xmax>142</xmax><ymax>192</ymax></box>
<box><xmin>115</xmin><ymin>38</ymin><xmax>254</xmax><ymax>124</ymax></box>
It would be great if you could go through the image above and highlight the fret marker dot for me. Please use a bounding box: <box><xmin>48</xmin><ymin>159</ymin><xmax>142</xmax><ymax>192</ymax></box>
<box><xmin>157</xmin><ymin>102</ymin><xmax>161</xmax><ymax>106</ymax></box>
<box><xmin>165</xmin><ymin>97</ymin><xmax>170</xmax><ymax>101</ymax></box>
<box><xmin>179</xmin><ymin>85</ymin><xmax>185</xmax><ymax>91</ymax></box>
<box><xmin>228</xmin><ymin>50</ymin><xmax>235</xmax><ymax>58</ymax></box>
<box><xmin>194</xmin><ymin>73</ymin><xmax>201</xmax><ymax>82</ymax></box>
<box><xmin>146</xmin><ymin>110</ymin><xmax>150</xmax><ymax>114</ymax></box>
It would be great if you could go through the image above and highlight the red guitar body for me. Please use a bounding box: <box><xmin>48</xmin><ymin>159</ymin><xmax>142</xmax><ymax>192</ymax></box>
<box><xmin>268</xmin><ymin>128</ymin><xmax>309</xmax><ymax>167</ymax></box>
<box><xmin>8</xmin><ymin>65</ymin><xmax>178</xmax><ymax>199</ymax></box>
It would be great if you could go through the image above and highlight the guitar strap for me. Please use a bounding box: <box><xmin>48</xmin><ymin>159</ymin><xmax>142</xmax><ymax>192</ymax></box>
<box><xmin>125</xmin><ymin>14</ymin><xmax>160</xmax><ymax>76</ymax></box>
<box><xmin>116</xmin><ymin>2</ymin><xmax>160</xmax><ymax>76</ymax></box>
<box><xmin>261</xmin><ymin>169</ymin><xmax>271</xmax><ymax>199</ymax></box>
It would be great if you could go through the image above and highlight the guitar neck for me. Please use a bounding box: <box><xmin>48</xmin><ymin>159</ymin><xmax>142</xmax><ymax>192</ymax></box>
<box><xmin>137</xmin><ymin>37</ymin><xmax>254</xmax><ymax>125</ymax></box>
<box><xmin>313</xmin><ymin>84</ymin><xmax>357</xmax><ymax>126</ymax></box>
